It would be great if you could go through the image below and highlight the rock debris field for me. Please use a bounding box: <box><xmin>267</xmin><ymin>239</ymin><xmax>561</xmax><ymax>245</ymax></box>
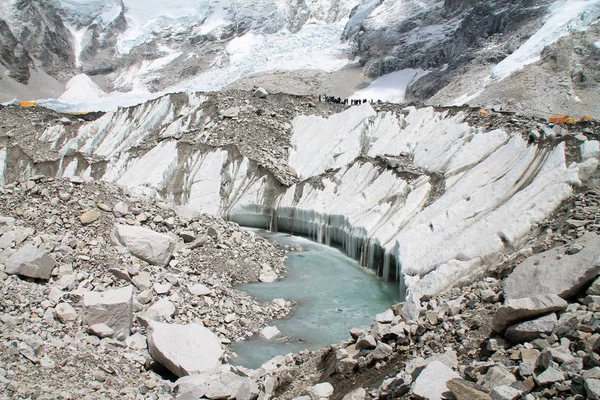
<box><xmin>1</xmin><ymin>93</ymin><xmax>600</xmax><ymax>400</ymax></box>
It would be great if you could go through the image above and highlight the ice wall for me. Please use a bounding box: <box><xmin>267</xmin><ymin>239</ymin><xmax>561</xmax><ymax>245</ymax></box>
<box><xmin>14</xmin><ymin>93</ymin><xmax>592</xmax><ymax>318</ymax></box>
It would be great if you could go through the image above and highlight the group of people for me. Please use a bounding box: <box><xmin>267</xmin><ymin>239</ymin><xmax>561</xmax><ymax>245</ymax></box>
<box><xmin>318</xmin><ymin>95</ymin><xmax>376</xmax><ymax>106</ymax></box>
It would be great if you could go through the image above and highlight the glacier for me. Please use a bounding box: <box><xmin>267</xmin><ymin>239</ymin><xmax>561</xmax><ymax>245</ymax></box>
<box><xmin>1</xmin><ymin>93</ymin><xmax>592</xmax><ymax>318</ymax></box>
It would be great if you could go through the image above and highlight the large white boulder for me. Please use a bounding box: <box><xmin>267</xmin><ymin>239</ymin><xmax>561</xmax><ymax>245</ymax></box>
<box><xmin>413</xmin><ymin>360</ymin><xmax>460</xmax><ymax>400</ymax></box>
<box><xmin>5</xmin><ymin>243</ymin><xmax>56</xmax><ymax>279</ymax></box>
<box><xmin>83</xmin><ymin>286</ymin><xmax>134</xmax><ymax>337</ymax></box>
<box><xmin>504</xmin><ymin>232</ymin><xmax>600</xmax><ymax>300</ymax></box>
<box><xmin>147</xmin><ymin>322</ymin><xmax>223</xmax><ymax>377</ymax></box>
<box><xmin>492</xmin><ymin>294</ymin><xmax>567</xmax><ymax>334</ymax></box>
<box><xmin>112</xmin><ymin>224</ymin><xmax>175</xmax><ymax>267</ymax></box>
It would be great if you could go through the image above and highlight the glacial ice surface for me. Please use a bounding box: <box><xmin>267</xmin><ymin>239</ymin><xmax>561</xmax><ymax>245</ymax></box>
<box><xmin>26</xmin><ymin>94</ymin><xmax>592</xmax><ymax>318</ymax></box>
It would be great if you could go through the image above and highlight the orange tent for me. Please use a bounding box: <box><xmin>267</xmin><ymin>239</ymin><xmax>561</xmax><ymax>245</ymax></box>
<box><xmin>19</xmin><ymin>101</ymin><xmax>38</xmax><ymax>107</ymax></box>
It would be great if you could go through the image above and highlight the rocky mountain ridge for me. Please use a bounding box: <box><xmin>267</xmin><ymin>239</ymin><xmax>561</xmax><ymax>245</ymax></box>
<box><xmin>1</xmin><ymin>0</ymin><xmax>599</xmax><ymax>120</ymax></box>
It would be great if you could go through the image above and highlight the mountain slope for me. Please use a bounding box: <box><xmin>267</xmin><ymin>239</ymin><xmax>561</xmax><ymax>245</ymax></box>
<box><xmin>0</xmin><ymin>0</ymin><xmax>599</xmax><ymax>120</ymax></box>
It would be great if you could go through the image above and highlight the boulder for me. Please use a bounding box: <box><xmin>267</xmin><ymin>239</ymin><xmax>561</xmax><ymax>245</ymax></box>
<box><xmin>490</xmin><ymin>385</ymin><xmax>521</xmax><ymax>400</ymax></box>
<box><xmin>83</xmin><ymin>286</ymin><xmax>134</xmax><ymax>337</ymax></box>
<box><xmin>535</xmin><ymin>367</ymin><xmax>565</xmax><ymax>386</ymax></box>
<box><xmin>178</xmin><ymin>231</ymin><xmax>196</xmax><ymax>243</ymax></box>
<box><xmin>356</xmin><ymin>334</ymin><xmax>377</xmax><ymax>350</ymax></box>
<box><xmin>260</xmin><ymin>326</ymin><xmax>281</xmax><ymax>340</ymax></box>
<box><xmin>480</xmin><ymin>365</ymin><xmax>516</xmax><ymax>390</ymax></box>
<box><xmin>589</xmin><ymin>277</ymin><xmax>600</xmax><ymax>296</ymax></box>
<box><xmin>5</xmin><ymin>243</ymin><xmax>56</xmax><ymax>279</ymax></box>
<box><xmin>505</xmin><ymin>313</ymin><xmax>557</xmax><ymax>343</ymax></box>
<box><xmin>413</xmin><ymin>360</ymin><xmax>460</xmax><ymax>400</ymax></box>
<box><xmin>492</xmin><ymin>294</ymin><xmax>567</xmax><ymax>334</ymax></box>
<box><xmin>112</xmin><ymin>225</ymin><xmax>175</xmax><ymax>267</ymax></box>
<box><xmin>55</xmin><ymin>302</ymin><xmax>77</xmax><ymax>323</ymax></box>
<box><xmin>175</xmin><ymin>370</ymin><xmax>257</xmax><ymax>400</ymax></box>
<box><xmin>254</xmin><ymin>87</ymin><xmax>268</xmax><ymax>98</ymax></box>
<box><xmin>504</xmin><ymin>233</ymin><xmax>600</xmax><ymax>300</ymax></box>
<box><xmin>189</xmin><ymin>283</ymin><xmax>213</xmax><ymax>296</ymax></box>
<box><xmin>309</xmin><ymin>382</ymin><xmax>334</xmax><ymax>398</ymax></box>
<box><xmin>220</xmin><ymin>106</ymin><xmax>240</xmax><ymax>118</ymax></box>
<box><xmin>446</xmin><ymin>379</ymin><xmax>490</xmax><ymax>400</ymax></box>
<box><xmin>341</xmin><ymin>388</ymin><xmax>366</xmax><ymax>400</ymax></box>
<box><xmin>375</xmin><ymin>309</ymin><xmax>395</xmax><ymax>323</ymax></box>
<box><xmin>147</xmin><ymin>322</ymin><xmax>223</xmax><ymax>377</ymax></box>
<box><xmin>88</xmin><ymin>323</ymin><xmax>115</xmax><ymax>338</ymax></box>
<box><xmin>585</xmin><ymin>378</ymin><xmax>600</xmax><ymax>400</ymax></box>
<box><xmin>142</xmin><ymin>298</ymin><xmax>176</xmax><ymax>322</ymax></box>
<box><xmin>112</xmin><ymin>201</ymin><xmax>129</xmax><ymax>217</ymax></box>
<box><xmin>79</xmin><ymin>209</ymin><xmax>101</xmax><ymax>225</ymax></box>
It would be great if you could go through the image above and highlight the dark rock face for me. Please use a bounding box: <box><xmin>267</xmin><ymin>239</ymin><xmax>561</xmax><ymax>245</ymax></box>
<box><xmin>16</xmin><ymin>0</ymin><xmax>75</xmax><ymax>79</ymax></box>
<box><xmin>349</xmin><ymin>0</ymin><xmax>554</xmax><ymax>102</ymax></box>
<box><xmin>0</xmin><ymin>19</ymin><xmax>32</xmax><ymax>83</ymax></box>
<box><xmin>0</xmin><ymin>0</ymin><xmax>75</xmax><ymax>84</ymax></box>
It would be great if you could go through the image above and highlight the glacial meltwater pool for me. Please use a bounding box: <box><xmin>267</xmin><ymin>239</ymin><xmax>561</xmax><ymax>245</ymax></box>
<box><xmin>230</xmin><ymin>230</ymin><xmax>399</xmax><ymax>369</ymax></box>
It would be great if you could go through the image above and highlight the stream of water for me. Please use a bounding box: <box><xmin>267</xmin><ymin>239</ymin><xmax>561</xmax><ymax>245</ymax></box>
<box><xmin>230</xmin><ymin>230</ymin><xmax>399</xmax><ymax>369</ymax></box>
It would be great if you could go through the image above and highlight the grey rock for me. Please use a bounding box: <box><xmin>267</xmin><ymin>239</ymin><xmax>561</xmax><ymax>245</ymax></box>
<box><xmin>504</xmin><ymin>232</ymin><xmax>600</xmax><ymax>300</ymax></box>
<box><xmin>490</xmin><ymin>385</ymin><xmax>521</xmax><ymax>400</ymax></box>
<box><xmin>112</xmin><ymin>225</ymin><xmax>175</xmax><ymax>267</ymax></box>
<box><xmin>189</xmin><ymin>283</ymin><xmax>213</xmax><ymax>296</ymax></box>
<box><xmin>254</xmin><ymin>87</ymin><xmax>268</xmax><ymax>98</ymax></box>
<box><xmin>153</xmin><ymin>282</ymin><xmax>171</xmax><ymax>295</ymax></box>
<box><xmin>535</xmin><ymin>367</ymin><xmax>565</xmax><ymax>386</ymax></box>
<box><xmin>446</xmin><ymin>379</ymin><xmax>490</xmax><ymax>400</ymax></box>
<box><xmin>355</xmin><ymin>334</ymin><xmax>377</xmax><ymax>350</ymax></box>
<box><xmin>88</xmin><ymin>323</ymin><xmax>115</xmax><ymax>338</ymax></box>
<box><xmin>308</xmin><ymin>382</ymin><xmax>334</xmax><ymax>398</ymax></box>
<box><xmin>518</xmin><ymin>362</ymin><xmax>535</xmax><ymax>377</ymax></box>
<box><xmin>589</xmin><ymin>277</ymin><xmax>600</xmax><ymax>296</ymax></box>
<box><xmin>584</xmin><ymin>367</ymin><xmax>600</xmax><ymax>379</ymax></box>
<box><xmin>112</xmin><ymin>201</ymin><xmax>129</xmax><ymax>217</ymax></box>
<box><xmin>337</xmin><ymin>357</ymin><xmax>358</xmax><ymax>374</ymax></box>
<box><xmin>554</xmin><ymin>312</ymin><xmax>579</xmax><ymax>336</ymax></box>
<box><xmin>375</xmin><ymin>309</ymin><xmax>394</xmax><ymax>323</ymax></box>
<box><xmin>480</xmin><ymin>365</ymin><xmax>516</xmax><ymax>390</ymax></box>
<box><xmin>125</xmin><ymin>333</ymin><xmax>147</xmax><ymax>349</ymax></box>
<box><xmin>367</xmin><ymin>342</ymin><xmax>393</xmax><ymax>362</ymax></box>
<box><xmin>549</xmin><ymin>346</ymin><xmax>575</xmax><ymax>364</ymax></box>
<box><xmin>83</xmin><ymin>286</ymin><xmax>134</xmax><ymax>337</ymax></box>
<box><xmin>492</xmin><ymin>295</ymin><xmax>567</xmax><ymax>333</ymax></box>
<box><xmin>143</xmin><ymin>298</ymin><xmax>176</xmax><ymax>322</ymax></box>
<box><xmin>178</xmin><ymin>231</ymin><xmax>196</xmax><ymax>243</ymax></box>
<box><xmin>137</xmin><ymin>289</ymin><xmax>153</xmax><ymax>304</ymax></box>
<box><xmin>220</xmin><ymin>107</ymin><xmax>240</xmax><ymax>118</ymax></box>
<box><xmin>147</xmin><ymin>322</ymin><xmax>223</xmax><ymax>377</ymax></box>
<box><xmin>260</xmin><ymin>326</ymin><xmax>281</xmax><ymax>340</ymax></box>
<box><xmin>505</xmin><ymin>313</ymin><xmax>557</xmax><ymax>343</ymax></box>
<box><xmin>55</xmin><ymin>302</ymin><xmax>77</xmax><ymax>323</ymax></box>
<box><xmin>341</xmin><ymin>388</ymin><xmax>366</xmax><ymax>400</ymax></box>
<box><xmin>585</xmin><ymin>378</ymin><xmax>600</xmax><ymax>400</ymax></box>
<box><xmin>79</xmin><ymin>209</ymin><xmax>101</xmax><ymax>225</ymax></box>
<box><xmin>132</xmin><ymin>271</ymin><xmax>152</xmax><ymax>290</ymax></box>
<box><xmin>5</xmin><ymin>243</ymin><xmax>56</xmax><ymax>279</ymax></box>
<box><xmin>413</xmin><ymin>360</ymin><xmax>459</xmax><ymax>400</ymax></box>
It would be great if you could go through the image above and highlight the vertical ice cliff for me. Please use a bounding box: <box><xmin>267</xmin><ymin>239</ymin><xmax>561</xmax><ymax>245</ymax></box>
<box><xmin>5</xmin><ymin>93</ymin><xmax>593</xmax><ymax>318</ymax></box>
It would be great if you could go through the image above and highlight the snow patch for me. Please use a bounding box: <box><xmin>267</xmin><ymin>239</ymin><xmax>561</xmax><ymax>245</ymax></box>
<box><xmin>491</xmin><ymin>0</ymin><xmax>600</xmax><ymax>80</ymax></box>
<box><xmin>59</xmin><ymin>74</ymin><xmax>106</xmax><ymax>100</ymax></box>
<box><xmin>172</xmin><ymin>20</ymin><xmax>351</xmax><ymax>93</ymax></box>
<box><xmin>351</xmin><ymin>69</ymin><xmax>429</xmax><ymax>103</ymax></box>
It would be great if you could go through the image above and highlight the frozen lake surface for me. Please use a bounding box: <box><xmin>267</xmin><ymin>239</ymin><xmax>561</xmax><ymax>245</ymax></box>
<box><xmin>230</xmin><ymin>230</ymin><xmax>399</xmax><ymax>369</ymax></box>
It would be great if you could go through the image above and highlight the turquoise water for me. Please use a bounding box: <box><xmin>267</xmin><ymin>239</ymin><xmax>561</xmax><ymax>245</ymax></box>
<box><xmin>230</xmin><ymin>230</ymin><xmax>399</xmax><ymax>369</ymax></box>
